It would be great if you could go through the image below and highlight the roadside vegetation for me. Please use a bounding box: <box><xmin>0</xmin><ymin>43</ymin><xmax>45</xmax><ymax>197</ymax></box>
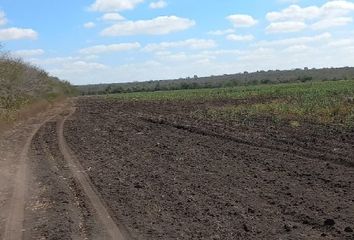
<box><xmin>108</xmin><ymin>80</ymin><xmax>354</xmax><ymax>127</ymax></box>
<box><xmin>0</xmin><ymin>49</ymin><xmax>76</xmax><ymax>123</ymax></box>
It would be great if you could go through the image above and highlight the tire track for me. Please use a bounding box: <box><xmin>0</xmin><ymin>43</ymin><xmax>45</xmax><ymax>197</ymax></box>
<box><xmin>3</xmin><ymin>128</ymin><xmax>34</xmax><ymax>240</ymax></box>
<box><xmin>141</xmin><ymin>116</ymin><xmax>354</xmax><ymax>168</ymax></box>
<box><xmin>26</xmin><ymin>122</ymin><xmax>91</xmax><ymax>240</ymax></box>
<box><xmin>57</xmin><ymin>108</ymin><xmax>127</xmax><ymax>240</ymax></box>
<box><xmin>2</xmin><ymin>102</ymin><xmax>71</xmax><ymax>240</ymax></box>
<box><xmin>3</xmin><ymin>121</ymin><xmax>51</xmax><ymax>240</ymax></box>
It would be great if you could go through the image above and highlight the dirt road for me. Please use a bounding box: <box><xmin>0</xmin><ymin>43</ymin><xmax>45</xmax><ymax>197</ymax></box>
<box><xmin>0</xmin><ymin>102</ymin><xmax>67</xmax><ymax>240</ymax></box>
<box><xmin>0</xmin><ymin>100</ymin><xmax>128</xmax><ymax>240</ymax></box>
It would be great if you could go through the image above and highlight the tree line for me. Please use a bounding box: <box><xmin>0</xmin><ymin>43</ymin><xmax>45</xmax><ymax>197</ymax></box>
<box><xmin>77</xmin><ymin>67</ymin><xmax>354</xmax><ymax>95</ymax></box>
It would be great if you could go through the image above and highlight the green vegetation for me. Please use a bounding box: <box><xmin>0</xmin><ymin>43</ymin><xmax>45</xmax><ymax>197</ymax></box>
<box><xmin>78</xmin><ymin>67</ymin><xmax>354</xmax><ymax>95</ymax></box>
<box><xmin>0</xmin><ymin>51</ymin><xmax>76</xmax><ymax>122</ymax></box>
<box><xmin>109</xmin><ymin>80</ymin><xmax>354</xmax><ymax>127</ymax></box>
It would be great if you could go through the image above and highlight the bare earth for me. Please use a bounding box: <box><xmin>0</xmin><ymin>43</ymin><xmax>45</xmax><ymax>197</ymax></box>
<box><xmin>0</xmin><ymin>100</ymin><xmax>127</xmax><ymax>240</ymax></box>
<box><xmin>0</xmin><ymin>101</ymin><xmax>69</xmax><ymax>240</ymax></box>
<box><xmin>1</xmin><ymin>97</ymin><xmax>354</xmax><ymax>240</ymax></box>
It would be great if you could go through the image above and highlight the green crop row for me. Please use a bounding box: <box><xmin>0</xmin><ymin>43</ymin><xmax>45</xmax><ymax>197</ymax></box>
<box><xmin>108</xmin><ymin>80</ymin><xmax>354</xmax><ymax>127</ymax></box>
<box><xmin>108</xmin><ymin>80</ymin><xmax>353</xmax><ymax>101</ymax></box>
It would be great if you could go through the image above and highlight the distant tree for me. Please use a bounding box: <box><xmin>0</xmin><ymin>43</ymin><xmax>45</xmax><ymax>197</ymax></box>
<box><xmin>261</xmin><ymin>79</ymin><xmax>271</xmax><ymax>84</ymax></box>
<box><xmin>180</xmin><ymin>82</ymin><xmax>190</xmax><ymax>89</ymax></box>
<box><xmin>154</xmin><ymin>81</ymin><xmax>161</xmax><ymax>91</ymax></box>
<box><xmin>105</xmin><ymin>86</ymin><xmax>112</xmax><ymax>94</ymax></box>
<box><xmin>112</xmin><ymin>86</ymin><xmax>124</xmax><ymax>93</ymax></box>
<box><xmin>191</xmin><ymin>82</ymin><xmax>199</xmax><ymax>89</ymax></box>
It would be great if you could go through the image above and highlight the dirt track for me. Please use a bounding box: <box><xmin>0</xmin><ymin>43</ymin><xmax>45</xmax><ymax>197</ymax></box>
<box><xmin>1</xmin><ymin>100</ymin><xmax>128</xmax><ymax>240</ymax></box>
<box><xmin>1</xmin><ymin>97</ymin><xmax>353</xmax><ymax>239</ymax></box>
<box><xmin>0</xmin><ymin>102</ymin><xmax>68</xmax><ymax>240</ymax></box>
<box><xmin>58</xmin><ymin>108</ymin><xmax>126</xmax><ymax>240</ymax></box>
<box><xmin>23</xmin><ymin>106</ymin><xmax>129</xmax><ymax>240</ymax></box>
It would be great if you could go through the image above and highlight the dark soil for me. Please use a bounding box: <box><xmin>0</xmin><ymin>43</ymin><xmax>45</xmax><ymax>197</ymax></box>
<box><xmin>24</xmin><ymin>120</ymin><xmax>102</xmax><ymax>240</ymax></box>
<box><xmin>62</xmin><ymin>98</ymin><xmax>354</xmax><ymax>240</ymax></box>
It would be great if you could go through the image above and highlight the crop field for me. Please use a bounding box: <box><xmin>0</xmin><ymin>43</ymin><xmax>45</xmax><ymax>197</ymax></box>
<box><xmin>1</xmin><ymin>80</ymin><xmax>354</xmax><ymax>240</ymax></box>
<box><xmin>109</xmin><ymin>80</ymin><xmax>354</xmax><ymax>127</ymax></box>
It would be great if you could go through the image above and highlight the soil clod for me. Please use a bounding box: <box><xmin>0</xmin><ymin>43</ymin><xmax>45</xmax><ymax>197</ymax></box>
<box><xmin>324</xmin><ymin>219</ymin><xmax>336</xmax><ymax>227</ymax></box>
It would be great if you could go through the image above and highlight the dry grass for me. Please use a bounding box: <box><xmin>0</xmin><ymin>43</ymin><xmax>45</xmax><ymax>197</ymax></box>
<box><xmin>0</xmin><ymin>98</ymin><xmax>64</xmax><ymax>134</ymax></box>
<box><xmin>0</xmin><ymin>51</ymin><xmax>76</xmax><ymax>127</ymax></box>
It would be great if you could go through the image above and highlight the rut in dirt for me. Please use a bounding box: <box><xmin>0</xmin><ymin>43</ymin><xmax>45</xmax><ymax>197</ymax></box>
<box><xmin>57</xmin><ymin>109</ymin><xmax>128</xmax><ymax>240</ymax></box>
<box><xmin>22</xmin><ymin>106</ymin><xmax>130</xmax><ymax>240</ymax></box>
<box><xmin>3</xmin><ymin>126</ymin><xmax>38</xmax><ymax>240</ymax></box>
<box><xmin>1</xmin><ymin>101</ymin><xmax>72</xmax><ymax>240</ymax></box>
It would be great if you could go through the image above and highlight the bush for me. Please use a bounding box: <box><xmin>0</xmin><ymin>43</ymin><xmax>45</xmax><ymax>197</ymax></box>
<box><xmin>0</xmin><ymin>48</ymin><xmax>76</xmax><ymax>119</ymax></box>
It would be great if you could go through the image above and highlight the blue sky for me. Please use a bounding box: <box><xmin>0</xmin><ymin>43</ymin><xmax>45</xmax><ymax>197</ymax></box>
<box><xmin>1</xmin><ymin>0</ymin><xmax>354</xmax><ymax>85</ymax></box>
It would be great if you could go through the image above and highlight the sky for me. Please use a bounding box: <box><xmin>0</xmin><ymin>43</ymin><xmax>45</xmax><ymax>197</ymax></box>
<box><xmin>1</xmin><ymin>0</ymin><xmax>354</xmax><ymax>85</ymax></box>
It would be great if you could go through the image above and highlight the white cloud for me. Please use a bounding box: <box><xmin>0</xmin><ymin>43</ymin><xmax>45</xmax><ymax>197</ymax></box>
<box><xmin>144</xmin><ymin>39</ymin><xmax>216</xmax><ymax>52</ymax></box>
<box><xmin>154</xmin><ymin>52</ymin><xmax>205</xmax><ymax>62</ymax></box>
<box><xmin>0</xmin><ymin>28</ymin><xmax>38</xmax><ymax>41</ymax></box>
<box><xmin>321</xmin><ymin>0</ymin><xmax>354</xmax><ymax>17</ymax></box>
<box><xmin>238</xmin><ymin>47</ymin><xmax>275</xmax><ymax>61</ymax></box>
<box><xmin>227</xmin><ymin>14</ymin><xmax>258</xmax><ymax>27</ymax></box>
<box><xmin>84</xmin><ymin>22</ymin><xmax>96</xmax><ymax>29</ymax></box>
<box><xmin>31</xmin><ymin>56</ymin><xmax>78</xmax><ymax>65</ymax></box>
<box><xmin>68</xmin><ymin>61</ymin><xmax>107</xmax><ymax>70</ymax></box>
<box><xmin>208</xmin><ymin>29</ymin><xmax>235</xmax><ymax>35</ymax></box>
<box><xmin>13</xmin><ymin>49</ymin><xmax>45</xmax><ymax>57</ymax></box>
<box><xmin>149</xmin><ymin>0</ymin><xmax>167</xmax><ymax>9</ymax></box>
<box><xmin>102</xmin><ymin>13</ymin><xmax>125</xmax><ymax>21</ymax></box>
<box><xmin>89</xmin><ymin>0</ymin><xmax>144</xmax><ymax>12</ymax></box>
<box><xmin>256</xmin><ymin>32</ymin><xmax>332</xmax><ymax>47</ymax></box>
<box><xmin>0</xmin><ymin>11</ymin><xmax>7</xmax><ymax>26</ymax></box>
<box><xmin>267</xmin><ymin>5</ymin><xmax>321</xmax><ymax>22</ymax></box>
<box><xmin>265</xmin><ymin>1</ymin><xmax>354</xmax><ymax>33</ymax></box>
<box><xmin>29</xmin><ymin>55</ymin><xmax>108</xmax><ymax>84</ymax></box>
<box><xmin>226</xmin><ymin>34</ymin><xmax>254</xmax><ymax>41</ymax></box>
<box><xmin>327</xmin><ymin>38</ymin><xmax>354</xmax><ymax>47</ymax></box>
<box><xmin>311</xmin><ymin>16</ymin><xmax>352</xmax><ymax>30</ymax></box>
<box><xmin>50</xmin><ymin>61</ymin><xmax>108</xmax><ymax>80</ymax></box>
<box><xmin>79</xmin><ymin>42</ymin><xmax>141</xmax><ymax>54</ymax></box>
<box><xmin>266</xmin><ymin>21</ymin><xmax>307</xmax><ymax>33</ymax></box>
<box><xmin>31</xmin><ymin>55</ymin><xmax>100</xmax><ymax>65</ymax></box>
<box><xmin>101</xmin><ymin>16</ymin><xmax>195</xmax><ymax>36</ymax></box>
<box><xmin>201</xmin><ymin>49</ymin><xmax>242</xmax><ymax>56</ymax></box>
<box><xmin>283</xmin><ymin>44</ymin><xmax>312</xmax><ymax>53</ymax></box>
